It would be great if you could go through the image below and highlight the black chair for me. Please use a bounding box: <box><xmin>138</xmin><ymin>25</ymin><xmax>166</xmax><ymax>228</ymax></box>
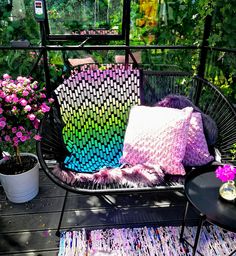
<box><xmin>36</xmin><ymin>68</ymin><xmax>236</xmax><ymax>236</ymax></box>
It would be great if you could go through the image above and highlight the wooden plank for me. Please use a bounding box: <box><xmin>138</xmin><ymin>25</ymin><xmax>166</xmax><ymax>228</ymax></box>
<box><xmin>39</xmin><ymin>171</ymin><xmax>54</xmax><ymax>186</ymax></box>
<box><xmin>0</xmin><ymin>191</ymin><xmax>186</xmax><ymax>216</ymax></box>
<box><xmin>9</xmin><ymin>251</ymin><xmax>58</xmax><ymax>256</ymax></box>
<box><xmin>0</xmin><ymin>230</ymin><xmax>60</xmax><ymax>255</ymax></box>
<box><xmin>61</xmin><ymin>205</ymin><xmax>199</xmax><ymax>229</ymax></box>
<box><xmin>0</xmin><ymin>197</ymin><xmax>64</xmax><ymax>216</ymax></box>
<box><xmin>62</xmin><ymin>191</ymin><xmax>187</xmax><ymax>210</ymax></box>
<box><xmin>0</xmin><ymin>212</ymin><xmax>61</xmax><ymax>233</ymax></box>
<box><xmin>0</xmin><ymin>204</ymin><xmax>199</xmax><ymax>233</ymax></box>
<box><xmin>37</xmin><ymin>184</ymin><xmax>65</xmax><ymax>198</ymax></box>
<box><xmin>0</xmin><ymin>185</ymin><xmax>65</xmax><ymax>201</ymax></box>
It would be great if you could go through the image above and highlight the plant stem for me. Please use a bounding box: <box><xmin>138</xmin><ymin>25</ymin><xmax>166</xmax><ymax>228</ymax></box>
<box><xmin>14</xmin><ymin>146</ymin><xmax>22</xmax><ymax>165</ymax></box>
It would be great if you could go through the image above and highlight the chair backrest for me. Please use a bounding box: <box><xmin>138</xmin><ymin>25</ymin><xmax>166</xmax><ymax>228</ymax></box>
<box><xmin>193</xmin><ymin>76</ymin><xmax>236</xmax><ymax>164</ymax></box>
<box><xmin>54</xmin><ymin>68</ymin><xmax>141</xmax><ymax>173</ymax></box>
<box><xmin>142</xmin><ymin>71</ymin><xmax>236</xmax><ymax>165</ymax></box>
<box><xmin>38</xmin><ymin>69</ymin><xmax>236</xmax><ymax>183</ymax></box>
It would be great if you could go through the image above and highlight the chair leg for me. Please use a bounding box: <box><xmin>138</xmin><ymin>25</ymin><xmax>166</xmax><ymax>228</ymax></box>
<box><xmin>180</xmin><ymin>201</ymin><xmax>189</xmax><ymax>242</ymax></box>
<box><xmin>56</xmin><ymin>190</ymin><xmax>69</xmax><ymax>237</ymax></box>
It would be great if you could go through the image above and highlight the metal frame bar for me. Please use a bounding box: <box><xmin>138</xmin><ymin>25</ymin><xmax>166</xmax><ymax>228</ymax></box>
<box><xmin>180</xmin><ymin>201</ymin><xmax>206</xmax><ymax>256</ymax></box>
<box><xmin>39</xmin><ymin>20</ymin><xmax>51</xmax><ymax>96</ymax></box>
<box><xmin>195</xmin><ymin>13</ymin><xmax>213</xmax><ymax>105</ymax></box>
<box><xmin>0</xmin><ymin>45</ymin><xmax>199</xmax><ymax>50</ymax></box>
<box><xmin>56</xmin><ymin>190</ymin><xmax>69</xmax><ymax>237</ymax></box>
<box><xmin>124</xmin><ymin>0</ymin><xmax>131</xmax><ymax>68</ymax></box>
<box><xmin>197</xmin><ymin>14</ymin><xmax>213</xmax><ymax>78</ymax></box>
<box><xmin>0</xmin><ymin>45</ymin><xmax>235</xmax><ymax>53</ymax></box>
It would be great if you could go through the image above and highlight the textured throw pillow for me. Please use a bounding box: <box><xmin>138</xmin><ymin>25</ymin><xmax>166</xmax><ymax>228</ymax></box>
<box><xmin>183</xmin><ymin>112</ymin><xmax>214</xmax><ymax>166</ymax></box>
<box><xmin>120</xmin><ymin>106</ymin><xmax>193</xmax><ymax>175</ymax></box>
<box><xmin>155</xmin><ymin>94</ymin><xmax>218</xmax><ymax>146</ymax></box>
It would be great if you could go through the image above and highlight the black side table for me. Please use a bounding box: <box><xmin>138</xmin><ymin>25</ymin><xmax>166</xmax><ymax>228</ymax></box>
<box><xmin>180</xmin><ymin>165</ymin><xmax>236</xmax><ymax>256</ymax></box>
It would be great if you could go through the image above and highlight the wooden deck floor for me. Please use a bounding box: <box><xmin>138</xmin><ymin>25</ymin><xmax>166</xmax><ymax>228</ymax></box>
<box><xmin>0</xmin><ymin>169</ymin><xmax>199</xmax><ymax>255</ymax></box>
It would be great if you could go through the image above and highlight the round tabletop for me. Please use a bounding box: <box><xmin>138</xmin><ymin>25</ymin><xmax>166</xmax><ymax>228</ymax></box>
<box><xmin>185</xmin><ymin>165</ymin><xmax>236</xmax><ymax>233</ymax></box>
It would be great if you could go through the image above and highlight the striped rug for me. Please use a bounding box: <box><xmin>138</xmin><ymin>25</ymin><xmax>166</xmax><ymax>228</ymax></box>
<box><xmin>58</xmin><ymin>225</ymin><xmax>236</xmax><ymax>256</ymax></box>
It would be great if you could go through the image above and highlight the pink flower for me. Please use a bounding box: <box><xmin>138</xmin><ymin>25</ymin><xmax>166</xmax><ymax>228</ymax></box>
<box><xmin>13</xmin><ymin>137</ymin><xmax>19</xmax><ymax>146</ymax></box>
<box><xmin>16</xmin><ymin>76</ymin><xmax>25</xmax><ymax>83</ymax></box>
<box><xmin>22</xmin><ymin>90</ymin><xmax>29</xmax><ymax>96</ymax></box>
<box><xmin>0</xmin><ymin>120</ymin><xmax>6</xmax><ymax>128</ymax></box>
<box><xmin>33</xmin><ymin>118</ymin><xmax>40</xmax><ymax>129</ymax></box>
<box><xmin>215</xmin><ymin>165</ymin><xmax>236</xmax><ymax>182</ymax></box>
<box><xmin>3</xmin><ymin>74</ymin><xmax>11</xmax><ymax>80</ymax></box>
<box><xmin>40</xmin><ymin>93</ymin><xmax>46</xmax><ymax>99</ymax></box>
<box><xmin>0</xmin><ymin>117</ymin><xmax>6</xmax><ymax>122</ymax></box>
<box><xmin>12</xmin><ymin>106</ymin><xmax>18</xmax><ymax>114</ymax></box>
<box><xmin>5</xmin><ymin>95</ymin><xmax>12</xmax><ymax>103</ymax></box>
<box><xmin>0</xmin><ymin>91</ymin><xmax>6</xmax><ymax>98</ymax></box>
<box><xmin>19</xmin><ymin>99</ymin><xmax>27</xmax><ymax>106</ymax></box>
<box><xmin>25</xmin><ymin>78</ymin><xmax>31</xmax><ymax>84</ymax></box>
<box><xmin>19</xmin><ymin>126</ymin><xmax>25</xmax><ymax>131</ymax></box>
<box><xmin>0</xmin><ymin>108</ymin><xmax>3</xmax><ymax>114</ymax></box>
<box><xmin>24</xmin><ymin>105</ymin><xmax>32</xmax><ymax>112</ymax></box>
<box><xmin>40</xmin><ymin>103</ymin><xmax>50</xmax><ymax>113</ymax></box>
<box><xmin>13</xmin><ymin>141</ymin><xmax>18</xmax><ymax>147</ymax></box>
<box><xmin>26</xmin><ymin>85</ymin><xmax>32</xmax><ymax>91</ymax></box>
<box><xmin>20</xmin><ymin>136</ymin><xmax>27</xmax><ymax>142</ymax></box>
<box><xmin>4</xmin><ymin>135</ymin><xmax>11</xmax><ymax>142</ymax></box>
<box><xmin>12</xmin><ymin>96</ymin><xmax>19</xmax><ymax>103</ymax></box>
<box><xmin>12</xmin><ymin>127</ymin><xmax>17</xmax><ymax>133</ymax></box>
<box><xmin>34</xmin><ymin>134</ymin><xmax>42</xmax><ymax>141</ymax></box>
<box><xmin>16</xmin><ymin>131</ymin><xmax>23</xmax><ymax>138</ymax></box>
<box><xmin>48</xmin><ymin>98</ymin><xmax>54</xmax><ymax>103</ymax></box>
<box><xmin>28</xmin><ymin>114</ymin><xmax>36</xmax><ymax>121</ymax></box>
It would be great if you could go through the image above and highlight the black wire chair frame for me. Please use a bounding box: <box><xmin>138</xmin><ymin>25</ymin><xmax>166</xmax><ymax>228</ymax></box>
<box><xmin>36</xmin><ymin>69</ymin><xmax>236</xmax><ymax>236</ymax></box>
<box><xmin>37</xmin><ymin>70</ymin><xmax>236</xmax><ymax>194</ymax></box>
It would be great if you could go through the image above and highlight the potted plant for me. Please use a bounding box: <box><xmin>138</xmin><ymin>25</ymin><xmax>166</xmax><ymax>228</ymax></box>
<box><xmin>0</xmin><ymin>74</ymin><xmax>53</xmax><ymax>203</ymax></box>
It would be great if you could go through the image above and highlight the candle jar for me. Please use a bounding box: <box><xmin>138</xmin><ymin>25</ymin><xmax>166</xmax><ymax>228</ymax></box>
<box><xmin>219</xmin><ymin>180</ymin><xmax>236</xmax><ymax>201</ymax></box>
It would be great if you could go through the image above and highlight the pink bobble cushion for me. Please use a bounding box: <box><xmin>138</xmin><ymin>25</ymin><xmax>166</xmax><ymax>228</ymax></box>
<box><xmin>183</xmin><ymin>112</ymin><xmax>214</xmax><ymax>166</ymax></box>
<box><xmin>120</xmin><ymin>106</ymin><xmax>193</xmax><ymax>175</ymax></box>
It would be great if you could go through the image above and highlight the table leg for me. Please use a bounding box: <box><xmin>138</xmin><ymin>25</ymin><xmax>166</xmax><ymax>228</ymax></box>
<box><xmin>192</xmin><ymin>214</ymin><xmax>205</xmax><ymax>256</ymax></box>
<box><xmin>180</xmin><ymin>201</ymin><xmax>189</xmax><ymax>242</ymax></box>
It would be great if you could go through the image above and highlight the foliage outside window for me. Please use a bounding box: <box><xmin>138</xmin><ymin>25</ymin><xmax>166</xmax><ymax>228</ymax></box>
<box><xmin>46</xmin><ymin>0</ymin><xmax>124</xmax><ymax>36</ymax></box>
<box><xmin>0</xmin><ymin>0</ymin><xmax>235</xmax><ymax>102</ymax></box>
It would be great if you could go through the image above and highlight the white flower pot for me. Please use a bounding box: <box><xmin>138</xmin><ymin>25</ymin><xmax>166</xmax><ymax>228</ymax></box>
<box><xmin>0</xmin><ymin>153</ymin><xmax>39</xmax><ymax>203</ymax></box>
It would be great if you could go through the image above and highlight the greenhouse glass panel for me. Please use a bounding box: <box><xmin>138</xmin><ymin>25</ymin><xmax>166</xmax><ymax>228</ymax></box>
<box><xmin>45</xmin><ymin>0</ymin><xmax>126</xmax><ymax>40</ymax></box>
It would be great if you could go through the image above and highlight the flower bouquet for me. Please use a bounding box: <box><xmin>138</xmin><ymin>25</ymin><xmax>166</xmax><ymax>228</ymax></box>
<box><xmin>0</xmin><ymin>73</ymin><xmax>54</xmax><ymax>174</ymax></box>
<box><xmin>215</xmin><ymin>164</ymin><xmax>236</xmax><ymax>201</ymax></box>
